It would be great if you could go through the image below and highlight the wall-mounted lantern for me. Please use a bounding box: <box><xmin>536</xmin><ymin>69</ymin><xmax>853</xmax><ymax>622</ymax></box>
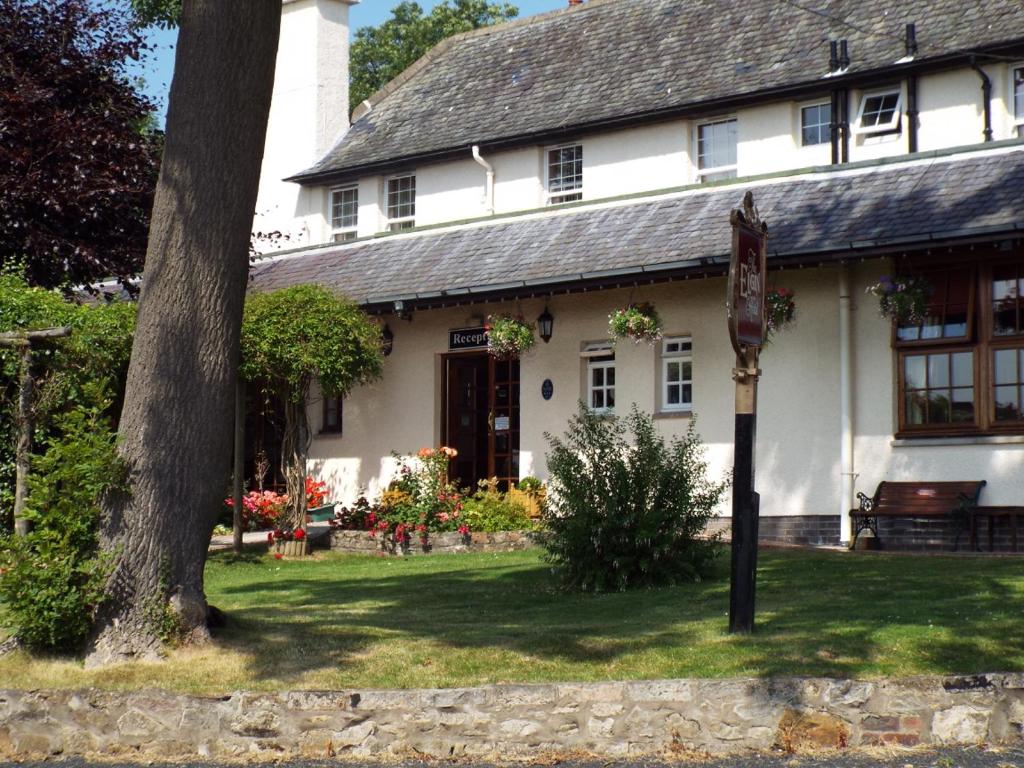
<box><xmin>382</xmin><ymin>324</ymin><xmax>394</xmax><ymax>357</ymax></box>
<box><xmin>537</xmin><ymin>307</ymin><xmax>554</xmax><ymax>343</ymax></box>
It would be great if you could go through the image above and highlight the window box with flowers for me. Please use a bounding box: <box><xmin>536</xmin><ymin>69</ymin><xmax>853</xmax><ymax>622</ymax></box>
<box><xmin>486</xmin><ymin>314</ymin><xmax>535</xmax><ymax>359</ymax></box>
<box><xmin>609</xmin><ymin>302</ymin><xmax>663</xmax><ymax>344</ymax></box>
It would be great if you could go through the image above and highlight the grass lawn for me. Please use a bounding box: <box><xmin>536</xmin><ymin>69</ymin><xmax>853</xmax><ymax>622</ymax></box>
<box><xmin>0</xmin><ymin>547</ymin><xmax>1022</xmax><ymax>694</ymax></box>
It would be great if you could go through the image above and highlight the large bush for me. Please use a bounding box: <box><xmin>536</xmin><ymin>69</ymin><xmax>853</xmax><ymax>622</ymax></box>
<box><xmin>0</xmin><ymin>396</ymin><xmax>123</xmax><ymax>650</ymax></box>
<box><xmin>540</xmin><ymin>404</ymin><xmax>726</xmax><ymax>591</ymax></box>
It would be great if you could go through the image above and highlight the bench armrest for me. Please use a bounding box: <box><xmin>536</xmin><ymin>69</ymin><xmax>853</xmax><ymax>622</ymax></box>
<box><xmin>855</xmin><ymin>491</ymin><xmax>874</xmax><ymax>513</ymax></box>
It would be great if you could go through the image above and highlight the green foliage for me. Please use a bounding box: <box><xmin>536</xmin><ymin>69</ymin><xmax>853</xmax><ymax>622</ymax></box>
<box><xmin>517</xmin><ymin>476</ymin><xmax>543</xmax><ymax>493</ymax></box>
<box><xmin>239</xmin><ymin>284</ymin><xmax>383</xmax><ymax>402</ymax></box>
<box><xmin>461</xmin><ymin>487</ymin><xmax>533</xmax><ymax>532</ymax></box>
<box><xmin>486</xmin><ymin>314</ymin><xmax>535</xmax><ymax>358</ymax></box>
<box><xmin>0</xmin><ymin>398</ymin><xmax>123</xmax><ymax>650</ymax></box>
<box><xmin>350</xmin><ymin>0</ymin><xmax>518</xmax><ymax>111</ymax></box>
<box><xmin>608</xmin><ymin>302</ymin><xmax>663</xmax><ymax>344</ymax></box>
<box><xmin>540</xmin><ymin>404</ymin><xmax>726</xmax><ymax>592</ymax></box>
<box><xmin>0</xmin><ymin>274</ymin><xmax>136</xmax><ymax>527</ymax></box>
<box><xmin>129</xmin><ymin>0</ymin><xmax>180</xmax><ymax>28</ymax></box>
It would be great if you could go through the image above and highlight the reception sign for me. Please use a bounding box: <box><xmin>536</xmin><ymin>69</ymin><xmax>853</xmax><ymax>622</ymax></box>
<box><xmin>449</xmin><ymin>327</ymin><xmax>489</xmax><ymax>351</ymax></box>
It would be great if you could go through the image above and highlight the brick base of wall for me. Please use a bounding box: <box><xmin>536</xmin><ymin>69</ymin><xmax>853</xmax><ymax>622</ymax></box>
<box><xmin>707</xmin><ymin>515</ymin><xmax>841</xmax><ymax>546</ymax></box>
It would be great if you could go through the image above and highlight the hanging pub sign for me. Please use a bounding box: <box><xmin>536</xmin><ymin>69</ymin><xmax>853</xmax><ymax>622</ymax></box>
<box><xmin>449</xmin><ymin>326</ymin><xmax>489</xmax><ymax>351</ymax></box>
<box><xmin>727</xmin><ymin>191</ymin><xmax>769</xmax><ymax>356</ymax></box>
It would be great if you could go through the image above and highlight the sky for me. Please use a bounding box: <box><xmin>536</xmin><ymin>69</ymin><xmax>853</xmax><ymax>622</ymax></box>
<box><xmin>132</xmin><ymin>0</ymin><xmax>568</xmax><ymax>126</ymax></box>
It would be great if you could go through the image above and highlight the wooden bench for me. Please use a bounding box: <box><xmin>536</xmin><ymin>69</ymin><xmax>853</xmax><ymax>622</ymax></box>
<box><xmin>849</xmin><ymin>480</ymin><xmax>986</xmax><ymax>550</ymax></box>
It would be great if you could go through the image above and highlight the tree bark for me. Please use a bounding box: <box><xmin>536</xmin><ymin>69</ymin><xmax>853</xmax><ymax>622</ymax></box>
<box><xmin>86</xmin><ymin>0</ymin><xmax>281</xmax><ymax>666</ymax></box>
<box><xmin>281</xmin><ymin>392</ymin><xmax>310</xmax><ymax>531</ymax></box>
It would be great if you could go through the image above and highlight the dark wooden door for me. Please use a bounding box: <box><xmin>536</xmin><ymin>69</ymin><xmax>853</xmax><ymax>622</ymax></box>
<box><xmin>489</xmin><ymin>357</ymin><xmax>520</xmax><ymax>491</ymax></box>
<box><xmin>446</xmin><ymin>355</ymin><xmax>490</xmax><ymax>488</ymax></box>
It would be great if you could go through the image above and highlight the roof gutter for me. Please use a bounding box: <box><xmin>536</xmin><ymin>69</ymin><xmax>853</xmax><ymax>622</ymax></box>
<box><xmin>288</xmin><ymin>42</ymin><xmax>1024</xmax><ymax>186</ymax></box>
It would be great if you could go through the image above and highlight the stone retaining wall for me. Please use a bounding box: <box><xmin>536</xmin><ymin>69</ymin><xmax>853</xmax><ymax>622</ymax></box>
<box><xmin>2</xmin><ymin>674</ymin><xmax>1023</xmax><ymax>760</ymax></box>
<box><xmin>328</xmin><ymin>529</ymin><xmax>537</xmax><ymax>555</ymax></box>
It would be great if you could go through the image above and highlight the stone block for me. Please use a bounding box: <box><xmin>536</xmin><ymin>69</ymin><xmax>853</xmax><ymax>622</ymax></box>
<box><xmin>229</xmin><ymin>709</ymin><xmax>281</xmax><ymax>737</ymax></box>
<box><xmin>932</xmin><ymin>705</ymin><xmax>989</xmax><ymax>744</ymax></box>
<box><xmin>774</xmin><ymin>709</ymin><xmax>850</xmax><ymax>751</ymax></box>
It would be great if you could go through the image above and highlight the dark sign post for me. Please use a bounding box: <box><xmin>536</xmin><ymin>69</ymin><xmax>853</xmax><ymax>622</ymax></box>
<box><xmin>726</xmin><ymin>191</ymin><xmax>768</xmax><ymax>634</ymax></box>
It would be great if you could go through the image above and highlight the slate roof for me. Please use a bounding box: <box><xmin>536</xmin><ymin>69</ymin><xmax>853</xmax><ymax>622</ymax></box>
<box><xmin>296</xmin><ymin>0</ymin><xmax>1024</xmax><ymax>182</ymax></box>
<box><xmin>251</xmin><ymin>143</ymin><xmax>1024</xmax><ymax>309</ymax></box>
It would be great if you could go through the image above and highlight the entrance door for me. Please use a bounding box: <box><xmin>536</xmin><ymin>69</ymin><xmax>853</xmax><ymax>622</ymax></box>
<box><xmin>444</xmin><ymin>354</ymin><xmax>520</xmax><ymax>491</ymax></box>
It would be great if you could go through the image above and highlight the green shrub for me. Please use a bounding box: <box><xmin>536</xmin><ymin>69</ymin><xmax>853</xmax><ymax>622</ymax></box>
<box><xmin>0</xmin><ymin>396</ymin><xmax>123</xmax><ymax>650</ymax></box>
<box><xmin>517</xmin><ymin>476</ymin><xmax>543</xmax><ymax>493</ymax></box>
<box><xmin>461</xmin><ymin>489</ymin><xmax>533</xmax><ymax>532</ymax></box>
<box><xmin>540</xmin><ymin>404</ymin><xmax>726</xmax><ymax>591</ymax></box>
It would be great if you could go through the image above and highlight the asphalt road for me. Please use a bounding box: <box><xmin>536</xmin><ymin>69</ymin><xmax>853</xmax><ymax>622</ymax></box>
<box><xmin>4</xmin><ymin>749</ymin><xmax>1024</xmax><ymax>768</ymax></box>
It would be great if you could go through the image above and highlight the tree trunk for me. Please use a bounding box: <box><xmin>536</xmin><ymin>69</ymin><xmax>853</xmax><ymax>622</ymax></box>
<box><xmin>86</xmin><ymin>0</ymin><xmax>281</xmax><ymax>666</ymax></box>
<box><xmin>281</xmin><ymin>393</ymin><xmax>310</xmax><ymax>531</ymax></box>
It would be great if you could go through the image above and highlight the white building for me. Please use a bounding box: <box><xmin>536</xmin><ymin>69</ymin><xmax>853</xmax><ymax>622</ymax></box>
<box><xmin>251</xmin><ymin>0</ymin><xmax>1024</xmax><ymax>548</ymax></box>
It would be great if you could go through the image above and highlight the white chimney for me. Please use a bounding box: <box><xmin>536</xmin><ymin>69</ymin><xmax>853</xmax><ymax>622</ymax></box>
<box><xmin>253</xmin><ymin>0</ymin><xmax>358</xmax><ymax>252</ymax></box>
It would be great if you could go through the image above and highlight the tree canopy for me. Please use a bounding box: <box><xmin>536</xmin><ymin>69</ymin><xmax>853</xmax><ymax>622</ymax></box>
<box><xmin>0</xmin><ymin>0</ymin><xmax>161</xmax><ymax>292</ymax></box>
<box><xmin>350</xmin><ymin>0</ymin><xmax>518</xmax><ymax>112</ymax></box>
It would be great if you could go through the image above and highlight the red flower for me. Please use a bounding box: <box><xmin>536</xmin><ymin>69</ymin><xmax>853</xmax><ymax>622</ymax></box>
<box><xmin>294</xmin><ymin>528</ymin><xmax>306</xmax><ymax>540</ymax></box>
<box><xmin>274</xmin><ymin>553</ymin><xmax>283</xmax><ymax>560</ymax></box>
<box><xmin>458</xmin><ymin>525</ymin><xmax>470</xmax><ymax>536</ymax></box>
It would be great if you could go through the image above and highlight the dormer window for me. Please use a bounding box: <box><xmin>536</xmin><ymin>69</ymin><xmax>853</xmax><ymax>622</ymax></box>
<box><xmin>854</xmin><ymin>89</ymin><xmax>902</xmax><ymax>135</ymax></box>
<box><xmin>329</xmin><ymin>185</ymin><xmax>358</xmax><ymax>242</ymax></box>
<box><xmin>386</xmin><ymin>174</ymin><xmax>416</xmax><ymax>231</ymax></box>
<box><xmin>546</xmin><ymin>144</ymin><xmax>583</xmax><ymax>204</ymax></box>
<box><xmin>800</xmin><ymin>102</ymin><xmax>832</xmax><ymax>146</ymax></box>
<box><xmin>1013</xmin><ymin>64</ymin><xmax>1024</xmax><ymax>138</ymax></box>
<box><xmin>696</xmin><ymin>118</ymin><xmax>737</xmax><ymax>182</ymax></box>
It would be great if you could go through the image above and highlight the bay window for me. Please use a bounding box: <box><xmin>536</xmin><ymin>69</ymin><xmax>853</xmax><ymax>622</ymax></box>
<box><xmin>895</xmin><ymin>254</ymin><xmax>1024</xmax><ymax>436</ymax></box>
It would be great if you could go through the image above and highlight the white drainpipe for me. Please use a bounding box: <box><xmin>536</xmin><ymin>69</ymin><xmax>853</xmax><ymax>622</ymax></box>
<box><xmin>472</xmin><ymin>145</ymin><xmax>495</xmax><ymax>215</ymax></box>
<box><xmin>839</xmin><ymin>265</ymin><xmax>855</xmax><ymax>545</ymax></box>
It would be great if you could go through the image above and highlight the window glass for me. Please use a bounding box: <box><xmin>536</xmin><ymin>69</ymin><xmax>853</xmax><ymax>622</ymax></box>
<box><xmin>330</xmin><ymin>186</ymin><xmax>358</xmax><ymax>242</ymax></box>
<box><xmin>547</xmin><ymin>145</ymin><xmax>583</xmax><ymax>204</ymax></box>
<box><xmin>801</xmin><ymin>103</ymin><xmax>831</xmax><ymax>146</ymax></box>
<box><xmin>587</xmin><ymin>357</ymin><xmax>615</xmax><ymax>412</ymax></box>
<box><xmin>386</xmin><ymin>175</ymin><xmax>415</xmax><ymax>230</ymax></box>
<box><xmin>993</xmin><ymin>263</ymin><xmax>1023</xmax><ymax>336</ymax></box>
<box><xmin>860</xmin><ymin>92</ymin><xmax>900</xmax><ymax>129</ymax></box>
<box><xmin>994</xmin><ymin>348</ymin><xmax>1024</xmax><ymax>422</ymax></box>
<box><xmin>896</xmin><ymin>268</ymin><xmax>972</xmax><ymax>341</ymax></box>
<box><xmin>697</xmin><ymin>119</ymin><xmax>737</xmax><ymax>181</ymax></box>
<box><xmin>322</xmin><ymin>396</ymin><xmax>342</xmax><ymax>433</ymax></box>
<box><xmin>661</xmin><ymin>336</ymin><xmax>693</xmax><ymax>410</ymax></box>
<box><xmin>903</xmin><ymin>351</ymin><xmax>975</xmax><ymax>427</ymax></box>
<box><xmin>1014</xmin><ymin>66</ymin><xmax>1024</xmax><ymax>123</ymax></box>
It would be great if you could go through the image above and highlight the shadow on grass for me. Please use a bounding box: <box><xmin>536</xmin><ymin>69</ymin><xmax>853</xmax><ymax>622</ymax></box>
<box><xmin>203</xmin><ymin>547</ymin><xmax>1024</xmax><ymax>688</ymax></box>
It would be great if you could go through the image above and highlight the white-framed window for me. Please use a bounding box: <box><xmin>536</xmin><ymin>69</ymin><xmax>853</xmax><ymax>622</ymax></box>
<box><xmin>696</xmin><ymin>118</ymin><xmax>737</xmax><ymax>182</ymax></box>
<box><xmin>1013</xmin><ymin>64</ymin><xmax>1024</xmax><ymax>138</ymax></box>
<box><xmin>660</xmin><ymin>335</ymin><xmax>693</xmax><ymax>412</ymax></box>
<box><xmin>853</xmin><ymin>88</ymin><xmax>902</xmax><ymax>135</ymax></box>
<box><xmin>329</xmin><ymin>185</ymin><xmax>358</xmax><ymax>242</ymax></box>
<box><xmin>385</xmin><ymin>174</ymin><xmax>416</xmax><ymax>231</ymax></box>
<box><xmin>800</xmin><ymin>102</ymin><xmax>832</xmax><ymax>146</ymax></box>
<box><xmin>546</xmin><ymin>144</ymin><xmax>583</xmax><ymax>204</ymax></box>
<box><xmin>581</xmin><ymin>341</ymin><xmax>615</xmax><ymax>413</ymax></box>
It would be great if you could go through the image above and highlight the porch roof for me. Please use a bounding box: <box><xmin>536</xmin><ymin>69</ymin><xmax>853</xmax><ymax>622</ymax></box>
<box><xmin>251</xmin><ymin>141</ymin><xmax>1024</xmax><ymax>312</ymax></box>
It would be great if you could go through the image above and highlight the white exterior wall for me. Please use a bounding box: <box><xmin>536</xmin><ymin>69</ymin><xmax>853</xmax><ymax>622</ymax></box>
<box><xmin>254</xmin><ymin>0</ymin><xmax>355</xmax><ymax>252</ymax></box>
<box><xmin>307</xmin><ymin>265</ymin><xmax>1024</xmax><ymax>517</ymax></box>
<box><xmin>315</xmin><ymin>64</ymin><xmax>1007</xmax><ymax>241</ymax></box>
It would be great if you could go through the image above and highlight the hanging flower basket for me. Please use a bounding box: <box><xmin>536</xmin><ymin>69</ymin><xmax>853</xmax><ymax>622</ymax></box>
<box><xmin>486</xmin><ymin>314</ymin><xmax>535</xmax><ymax>358</ymax></box>
<box><xmin>867</xmin><ymin>275</ymin><xmax>933</xmax><ymax>323</ymax></box>
<box><xmin>608</xmin><ymin>302</ymin><xmax>663</xmax><ymax>343</ymax></box>
<box><xmin>764</xmin><ymin>287</ymin><xmax>796</xmax><ymax>342</ymax></box>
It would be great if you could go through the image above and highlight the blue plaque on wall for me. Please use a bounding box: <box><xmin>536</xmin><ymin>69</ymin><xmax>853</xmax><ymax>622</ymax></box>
<box><xmin>541</xmin><ymin>379</ymin><xmax>553</xmax><ymax>400</ymax></box>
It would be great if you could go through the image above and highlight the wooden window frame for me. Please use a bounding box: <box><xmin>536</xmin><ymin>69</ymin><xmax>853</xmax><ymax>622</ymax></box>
<box><xmin>385</xmin><ymin>173</ymin><xmax>416</xmax><ymax>232</ymax></box>
<box><xmin>545</xmin><ymin>143</ymin><xmax>583</xmax><ymax>205</ymax></box>
<box><xmin>329</xmin><ymin>184</ymin><xmax>358</xmax><ymax>242</ymax></box>
<box><xmin>894</xmin><ymin>254</ymin><xmax>1024</xmax><ymax>437</ymax></box>
<box><xmin>660</xmin><ymin>335</ymin><xmax>693</xmax><ymax>413</ymax></box>
<box><xmin>800</xmin><ymin>101</ymin><xmax>832</xmax><ymax>147</ymax></box>
<box><xmin>1012</xmin><ymin>63</ymin><xmax>1024</xmax><ymax>138</ymax></box>
<box><xmin>695</xmin><ymin>118</ymin><xmax>738</xmax><ymax>182</ymax></box>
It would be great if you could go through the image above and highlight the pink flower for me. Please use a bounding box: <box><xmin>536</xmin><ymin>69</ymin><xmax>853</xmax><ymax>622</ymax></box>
<box><xmin>439</xmin><ymin>512</ymin><xmax>450</xmax><ymax>523</ymax></box>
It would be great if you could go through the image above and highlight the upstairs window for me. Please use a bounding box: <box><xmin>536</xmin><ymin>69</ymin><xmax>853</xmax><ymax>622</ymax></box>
<box><xmin>660</xmin><ymin>336</ymin><xmax>693</xmax><ymax>412</ymax></box>
<box><xmin>801</xmin><ymin>102</ymin><xmax>832</xmax><ymax>146</ymax></box>
<box><xmin>895</xmin><ymin>254</ymin><xmax>1024</xmax><ymax>436</ymax></box>
<box><xmin>696</xmin><ymin>119</ymin><xmax>737</xmax><ymax>182</ymax></box>
<box><xmin>386</xmin><ymin>174</ymin><xmax>416</xmax><ymax>231</ymax></box>
<box><xmin>1014</xmin><ymin>65</ymin><xmax>1024</xmax><ymax>138</ymax></box>
<box><xmin>854</xmin><ymin>89</ymin><xmax>902</xmax><ymax>135</ymax></box>
<box><xmin>546</xmin><ymin>144</ymin><xmax>583</xmax><ymax>204</ymax></box>
<box><xmin>329</xmin><ymin>185</ymin><xmax>358</xmax><ymax>242</ymax></box>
